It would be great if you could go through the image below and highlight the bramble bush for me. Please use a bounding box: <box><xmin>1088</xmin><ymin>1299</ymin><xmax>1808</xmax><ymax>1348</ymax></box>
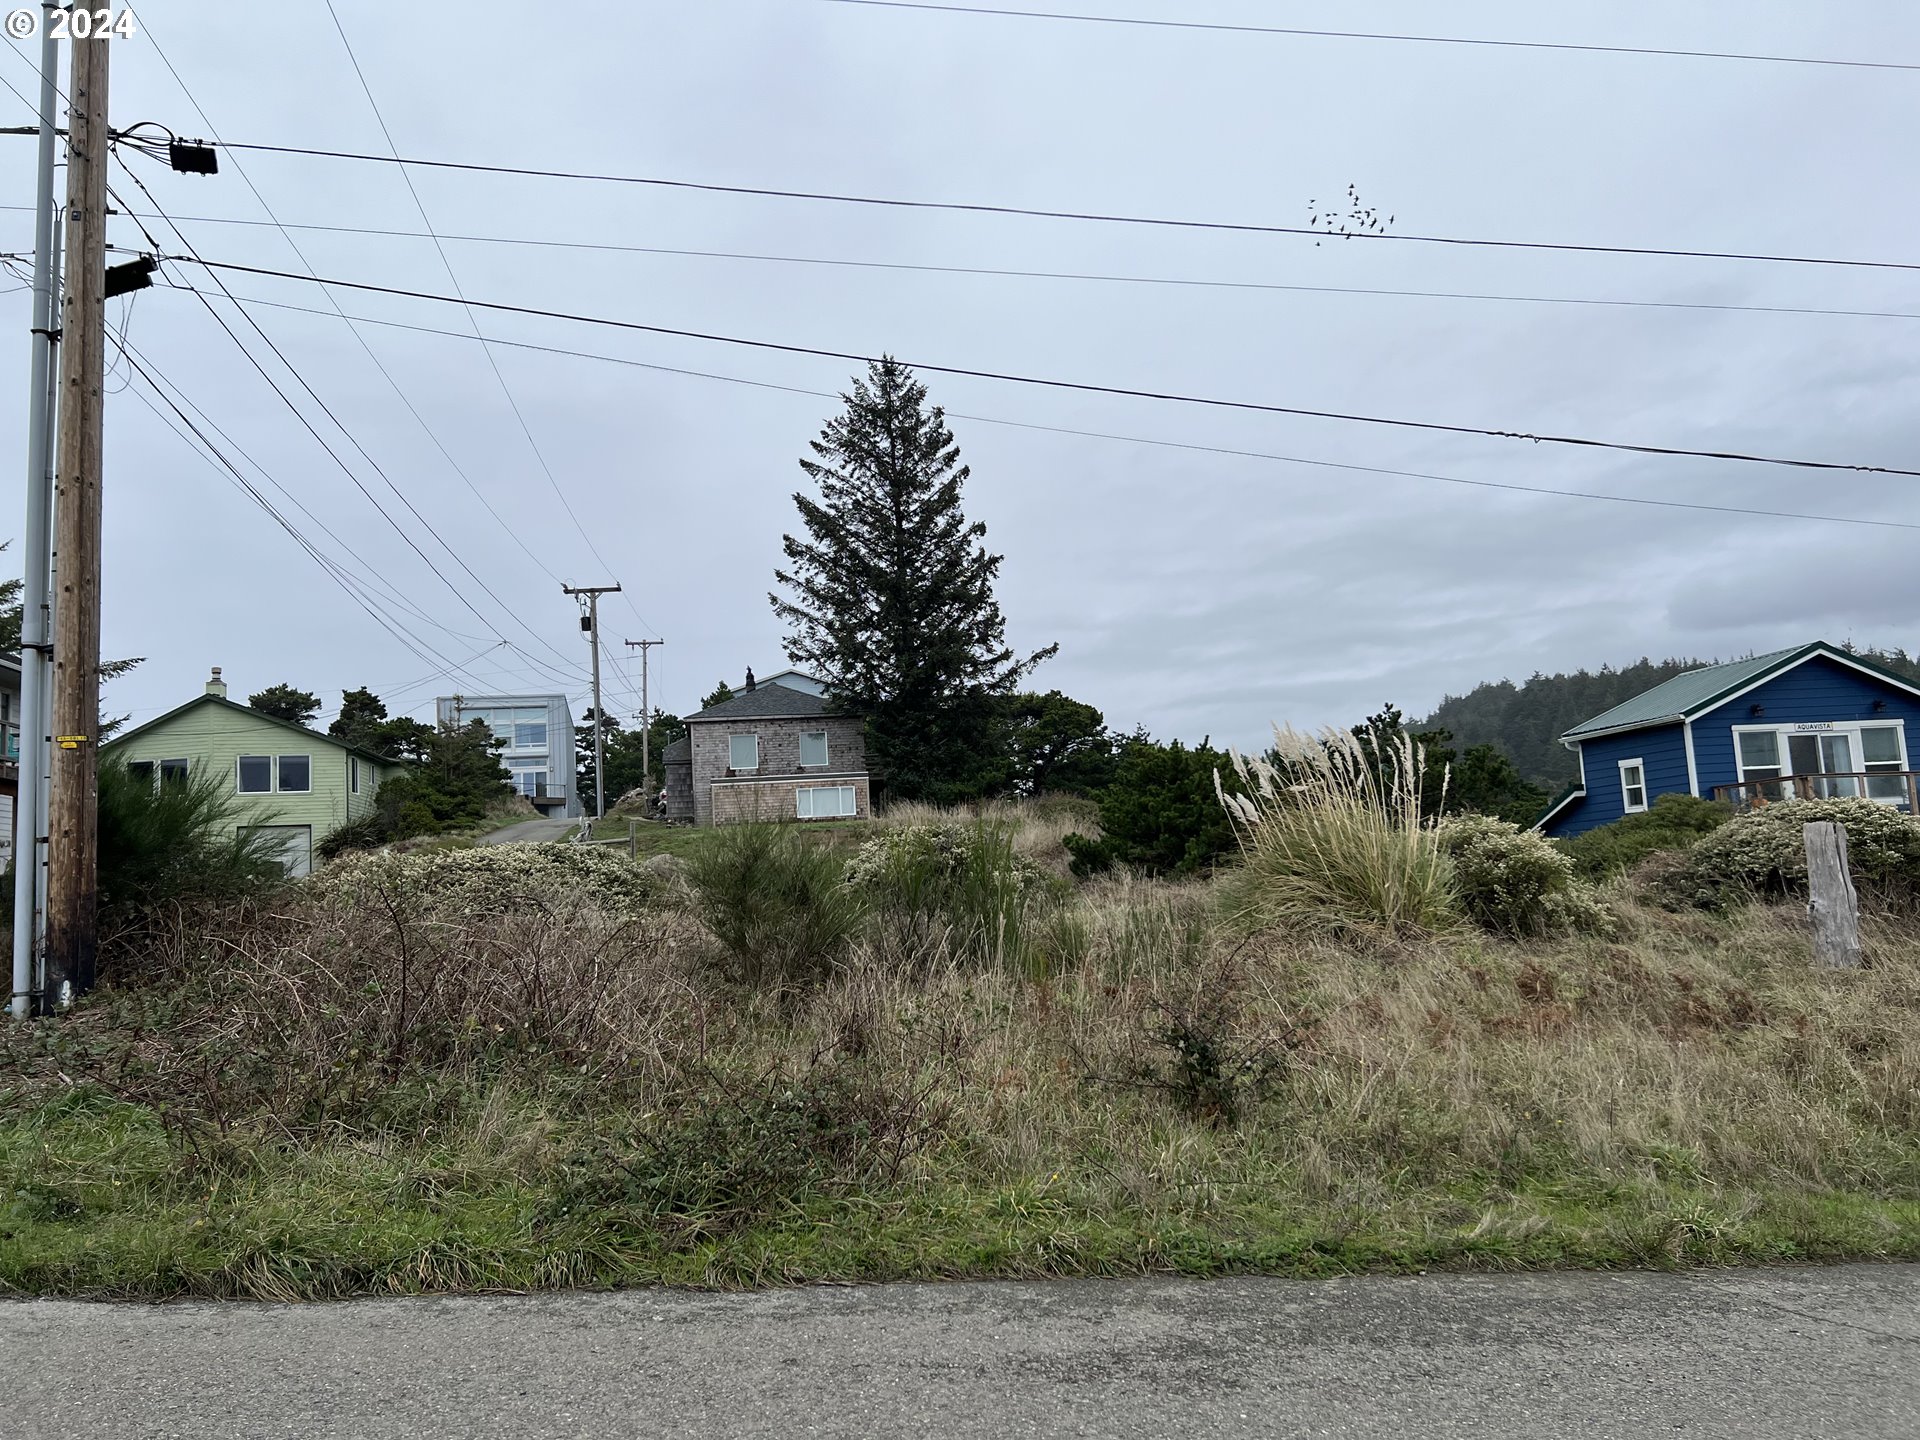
<box><xmin>1660</xmin><ymin>798</ymin><xmax>1920</xmax><ymax>910</ymax></box>
<box><xmin>1438</xmin><ymin>814</ymin><xmax>1614</xmax><ymax>938</ymax></box>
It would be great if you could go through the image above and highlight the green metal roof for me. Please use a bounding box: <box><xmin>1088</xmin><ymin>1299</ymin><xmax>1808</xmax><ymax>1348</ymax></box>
<box><xmin>1563</xmin><ymin>643</ymin><xmax>1822</xmax><ymax>740</ymax></box>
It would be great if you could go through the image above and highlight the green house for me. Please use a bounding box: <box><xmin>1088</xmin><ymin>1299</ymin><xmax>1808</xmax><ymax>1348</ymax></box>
<box><xmin>105</xmin><ymin>668</ymin><xmax>397</xmax><ymax>876</ymax></box>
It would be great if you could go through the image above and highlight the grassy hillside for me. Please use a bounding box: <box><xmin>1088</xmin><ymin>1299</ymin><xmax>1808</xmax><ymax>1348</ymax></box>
<box><xmin>4</xmin><ymin>798</ymin><xmax>1919</xmax><ymax>1300</ymax></box>
<box><xmin>1422</xmin><ymin>647</ymin><xmax>1920</xmax><ymax>790</ymax></box>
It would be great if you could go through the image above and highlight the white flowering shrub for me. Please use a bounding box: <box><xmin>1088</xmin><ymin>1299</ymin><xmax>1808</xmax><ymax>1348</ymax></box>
<box><xmin>1663</xmin><ymin>799</ymin><xmax>1920</xmax><ymax>910</ymax></box>
<box><xmin>311</xmin><ymin>843</ymin><xmax>662</xmax><ymax>918</ymax></box>
<box><xmin>1438</xmin><ymin>814</ymin><xmax>1614</xmax><ymax>937</ymax></box>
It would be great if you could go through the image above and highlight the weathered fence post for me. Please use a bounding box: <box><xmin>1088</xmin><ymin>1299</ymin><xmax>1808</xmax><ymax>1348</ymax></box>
<box><xmin>1803</xmin><ymin>821</ymin><xmax>1862</xmax><ymax>969</ymax></box>
<box><xmin>629</xmin><ymin>818</ymin><xmax>638</xmax><ymax>860</ymax></box>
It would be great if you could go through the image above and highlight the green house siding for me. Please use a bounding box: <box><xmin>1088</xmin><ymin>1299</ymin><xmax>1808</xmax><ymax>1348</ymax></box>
<box><xmin>108</xmin><ymin>702</ymin><xmax>389</xmax><ymax>845</ymax></box>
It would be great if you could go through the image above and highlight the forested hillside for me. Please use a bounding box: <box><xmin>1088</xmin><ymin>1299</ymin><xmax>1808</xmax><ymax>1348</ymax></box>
<box><xmin>1421</xmin><ymin>646</ymin><xmax>1920</xmax><ymax>788</ymax></box>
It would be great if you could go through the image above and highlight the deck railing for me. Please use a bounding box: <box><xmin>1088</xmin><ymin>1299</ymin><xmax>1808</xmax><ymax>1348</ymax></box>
<box><xmin>1711</xmin><ymin>771</ymin><xmax>1920</xmax><ymax>811</ymax></box>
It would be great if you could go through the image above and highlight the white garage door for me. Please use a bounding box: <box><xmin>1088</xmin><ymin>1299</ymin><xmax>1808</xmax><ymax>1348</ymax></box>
<box><xmin>242</xmin><ymin>824</ymin><xmax>313</xmax><ymax>878</ymax></box>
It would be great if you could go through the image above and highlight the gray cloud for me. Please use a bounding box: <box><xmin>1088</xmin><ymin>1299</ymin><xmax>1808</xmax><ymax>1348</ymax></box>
<box><xmin>2</xmin><ymin>1</ymin><xmax>1913</xmax><ymax>749</ymax></box>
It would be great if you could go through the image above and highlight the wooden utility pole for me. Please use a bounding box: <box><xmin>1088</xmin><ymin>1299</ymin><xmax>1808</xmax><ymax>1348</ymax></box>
<box><xmin>624</xmin><ymin>638</ymin><xmax>664</xmax><ymax>801</ymax></box>
<box><xmin>563</xmin><ymin>583</ymin><xmax>620</xmax><ymax>819</ymax></box>
<box><xmin>1803</xmin><ymin>822</ymin><xmax>1862</xmax><ymax>969</ymax></box>
<box><xmin>43</xmin><ymin>28</ymin><xmax>110</xmax><ymax>1007</ymax></box>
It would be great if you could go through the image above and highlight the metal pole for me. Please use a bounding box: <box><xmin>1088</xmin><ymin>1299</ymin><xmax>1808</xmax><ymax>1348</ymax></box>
<box><xmin>38</xmin><ymin>199</ymin><xmax>61</xmax><ymax>983</ymax></box>
<box><xmin>12</xmin><ymin>7</ymin><xmax>60</xmax><ymax>1020</ymax></box>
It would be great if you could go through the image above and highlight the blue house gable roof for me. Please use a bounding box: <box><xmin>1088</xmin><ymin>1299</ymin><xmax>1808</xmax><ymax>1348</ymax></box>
<box><xmin>1537</xmin><ymin>642</ymin><xmax>1920</xmax><ymax>837</ymax></box>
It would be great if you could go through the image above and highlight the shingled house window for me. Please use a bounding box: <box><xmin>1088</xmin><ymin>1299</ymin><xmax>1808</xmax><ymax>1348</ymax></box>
<box><xmin>799</xmin><ymin>731</ymin><xmax>829</xmax><ymax>768</ymax></box>
<box><xmin>729</xmin><ymin>734</ymin><xmax>760</xmax><ymax>771</ymax></box>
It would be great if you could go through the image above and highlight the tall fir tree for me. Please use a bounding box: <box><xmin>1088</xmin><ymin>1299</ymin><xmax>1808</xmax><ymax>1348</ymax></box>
<box><xmin>248</xmin><ymin>683</ymin><xmax>322</xmax><ymax>727</ymax></box>
<box><xmin>772</xmin><ymin>359</ymin><xmax>1055</xmax><ymax>802</ymax></box>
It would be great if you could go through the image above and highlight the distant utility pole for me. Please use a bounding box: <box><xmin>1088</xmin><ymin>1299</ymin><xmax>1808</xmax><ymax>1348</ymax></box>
<box><xmin>43</xmin><ymin>23</ymin><xmax>111</xmax><ymax>1008</ymax></box>
<box><xmin>624</xmin><ymin>638</ymin><xmax>664</xmax><ymax>797</ymax></box>
<box><xmin>11</xmin><ymin>4</ymin><xmax>63</xmax><ymax>1020</ymax></box>
<box><xmin>563</xmin><ymin>583</ymin><xmax>620</xmax><ymax>819</ymax></box>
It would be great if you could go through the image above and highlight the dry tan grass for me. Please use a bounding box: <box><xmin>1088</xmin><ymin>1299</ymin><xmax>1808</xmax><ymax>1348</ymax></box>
<box><xmin>63</xmin><ymin>864</ymin><xmax>1920</xmax><ymax>1206</ymax></box>
<box><xmin>877</xmin><ymin>795</ymin><xmax>1099</xmax><ymax>879</ymax></box>
<box><xmin>14</xmin><ymin>856</ymin><xmax>1920</xmax><ymax>1296</ymax></box>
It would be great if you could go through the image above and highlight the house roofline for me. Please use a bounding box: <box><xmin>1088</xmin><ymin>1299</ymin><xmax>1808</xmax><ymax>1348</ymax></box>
<box><xmin>1694</xmin><ymin>643</ymin><xmax>1920</xmax><ymax>716</ymax></box>
<box><xmin>1563</xmin><ymin>714</ymin><xmax>1688</xmax><ymax>743</ymax></box>
<box><xmin>684</xmin><ymin>706</ymin><xmax>849</xmax><ymax>724</ymax></box>
<box><xmin>1531</xmin><ymin>783</ymin><xmax>1586</xmax><ymax>832</ymax></box>
<box><xmin>105</xmin><ymin>693</ymin><xmax>398</xmax><ymax>765</ymax></box>
<box><xmin>1562</xmin><ymin>642</ymin><xmax>1920</xmax><ymax>743</ymax></box>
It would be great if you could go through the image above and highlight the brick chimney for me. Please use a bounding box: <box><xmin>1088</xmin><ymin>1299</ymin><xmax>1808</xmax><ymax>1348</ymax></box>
<box><xmin>205</xmin><ymin>666</ymin><xmax>227</xmax><ymax>699</ymax></box>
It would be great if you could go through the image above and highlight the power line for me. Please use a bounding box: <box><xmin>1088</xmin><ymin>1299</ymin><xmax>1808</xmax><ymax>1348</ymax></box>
<box><xmin>806</xmin><ymin>0</ymin><xmax>1920</xmax><ymax>73</ymax></box>
<box><xmin>129</xmin><ymin>19</ymin><xmax>575</xmax><ymax>595</ymax></box>
<box><xmin>115</xmin><ymin>164</ymin><xmax>588</xmax><ymax>689</ymax></box>
<box><xmin>117</xmin><ymin>329</ymin><xmax>502</xmax><ymax>648</ymax></box>
<box><xmin>186</xmin><ymin>282</ymin><xmax>1920</xmax><ymax>537</ymax></box>
<box><xmin>161</xmin><ymin>255</ymin><xmax>1920</xmax><ymax>483</ymax></box>
<box><xmin>122</xmin><ymin>355</ymin><xmax>510</xmax><ymax>690</ymax></box>
<box><xmin>317</xmin><ymin>1</ymin><xmax>653</xmax><ymax>640</ymax></box>
<box><xmin>132</xmin><ymin>357</ymin><xmax>583</xmax><ymax>700</ymax></box>
<box><xmin>76</xmin><ymin>207</ymin><xmax>1920</xmax><ymax>326</ymax></box>
<box><xmin>204</xmin><ymin>139</ymin><xmax>1920</xmax><ymax>276</ymax></box>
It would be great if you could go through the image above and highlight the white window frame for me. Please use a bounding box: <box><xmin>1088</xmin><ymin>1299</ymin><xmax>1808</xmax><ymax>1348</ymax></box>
<box><xmin>511</xmin><ymin>716</ymin><xmax>549</xmax><ymax>753</ymax></box>
<box><xmin>276</xmin><ymin>754</ymin><xmax>312</xmax><ymax>794</ymax></box>
<box><xmin>238</xmin><ymin>753</ymin><xmax>313</xmax><ymax>795</ymax></box>
<box><xmin>729</xmin><ymin>733</ymin><xmax>760</xmax><ymax>772</ymax></box>
<box><xmin>236</xmin><ymin>754</ymin><xmax>273</xmax><ymax>795</ymax></box>
<box><xmin>1731</xmin><ymin>720</ymin><xmax>1910</xmax><ymax>805</ymax></box>
<box><xmin>1618</xmin><ymin>758</ymin><xmax>1648</xmax><ymax>814</ymax></box>
<box><xmin>799</xmin><ymin>730</ymin><xmax>830</xmax><ymax>768</ymax></box>
<box><xmin>796</xmin><ymin>783</ymin><xmax>857</xmax><ymax>820</ymax></box>
<box><xmin>350</xmin><ymin>755</ymin><xmax>361</xmax><ymax>795</ymax></box>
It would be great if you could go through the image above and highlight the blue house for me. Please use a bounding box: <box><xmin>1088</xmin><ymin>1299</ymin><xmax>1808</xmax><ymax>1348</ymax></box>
<box><xmin>1537</xmin><ymin>642</ymin><xmax>1920</xmax><ymax>838</ymax></box>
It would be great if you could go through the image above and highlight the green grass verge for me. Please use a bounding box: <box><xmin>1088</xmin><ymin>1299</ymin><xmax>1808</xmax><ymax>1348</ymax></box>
<box><xmin>5</xmin><ymin>1091</ymin><xmax>1916</xmax><ymax>1300</ymax></box>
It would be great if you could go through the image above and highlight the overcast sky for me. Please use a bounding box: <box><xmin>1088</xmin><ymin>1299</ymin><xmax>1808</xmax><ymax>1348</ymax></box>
<box><xmin>3</xmin><ymin>0</ymin><xmax>1918</xmax><ymax>748</ymax></box>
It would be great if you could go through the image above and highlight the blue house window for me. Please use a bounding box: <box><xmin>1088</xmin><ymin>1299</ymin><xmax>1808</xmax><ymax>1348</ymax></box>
<box><xmin>1618</xmin><ymin>760</ymin><xmax>1648</xmax><ymax>814</ymax></box>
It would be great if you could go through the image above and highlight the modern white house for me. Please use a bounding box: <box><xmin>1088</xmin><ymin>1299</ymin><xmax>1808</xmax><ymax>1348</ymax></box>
<box><xmin>435</xmin><ymin>692</ymin><xmax>580</xmax><ymax>817</ymax></box>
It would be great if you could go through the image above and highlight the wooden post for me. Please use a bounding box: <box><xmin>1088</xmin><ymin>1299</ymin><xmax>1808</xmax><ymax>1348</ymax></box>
<box><xmin>1803</xmin><ymin>821</ymin><xmax>1862</xmax><ymax>970</ymax></box>
<box><xmin>628</xmin><ymin>817</ymin><xmax>637</xmax><ymax>860</ymax></box>
<box><xmin>43</xmin><ymin>29</ymin><xmax>110</xmax><ymax>1007</ymax></box>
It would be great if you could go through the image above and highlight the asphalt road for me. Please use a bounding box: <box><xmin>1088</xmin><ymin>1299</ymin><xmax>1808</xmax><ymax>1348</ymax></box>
<box><xmin>7</xmin><ymin>1265</ymin><xmax>1917</xmax><ymax>1438</ymax></box>
<box><xmin>474</xmin><ymin>817</ymin><xmax>579</xmax><ymax>845</ymax></box>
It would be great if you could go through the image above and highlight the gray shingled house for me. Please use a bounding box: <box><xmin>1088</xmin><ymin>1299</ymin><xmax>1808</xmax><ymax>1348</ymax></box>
<box><xmin>665</xmin><ymin>671</ymin><xmax>870</xmax><ymax>826</ymax></box>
